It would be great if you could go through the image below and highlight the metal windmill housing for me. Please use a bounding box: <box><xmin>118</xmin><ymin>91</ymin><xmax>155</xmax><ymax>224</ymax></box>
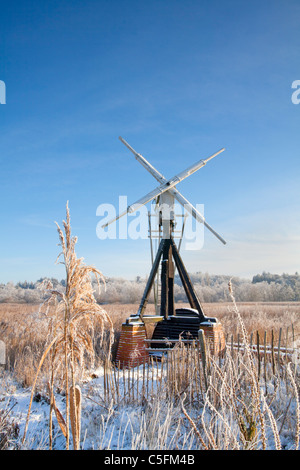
<box><xmin>104</xmin><ymin>137</ymin><xmax>226</xmax><ymax>244</ymax></box>
<box><xmin>105</xmin><ymin>137</ymin><xmax>227</xmax><ymax>358</ymax></box>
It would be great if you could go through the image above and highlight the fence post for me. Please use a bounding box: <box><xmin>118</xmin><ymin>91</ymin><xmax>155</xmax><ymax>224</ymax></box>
<box><xmin>257</xmin><ymin>331</ymin><xmax>261</xmax><ymax>378</ymax></box>
<box><xmin>263</xmin><ymin>330</ymin><xmax>267</xmax><ymax>392</ymax></box>
<box><xmin>104</xmin><ymin>359</ymin><xmax>107</xmax><ymax>401</ymax></box>
<box><xmin>278</xmin><ymin>328</ymin><xmax>282</xmax><ymax>375</ymax></box>
<box><xmin>271</xmin><ymin>330</ymin><xmax>275</xmax><ymax>375</ymax></box>
<box><xmin>198</xmin><ymin>329</ymin><xmax>208</xmax><ymax>391</ymax></box>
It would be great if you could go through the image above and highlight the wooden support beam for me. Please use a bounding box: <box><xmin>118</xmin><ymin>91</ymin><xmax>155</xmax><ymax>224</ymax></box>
<box><xmin>160</xmin><ymin>239</ymin><xmax>170</xmax><ymax>319</ymax></box>
<box><xmin>138</xmin><ymin>239</ymin><xmax>164</xmax><ymax>318</ymax></box>
<box><xmin>170</xmin><ymin>237</ymin><xmax>206</xmax><ymax>321</ymax></box>
<box><xmin>167</xmin><ymin>244</ymin><xmax>175</xmax><ymax>318</ymax></box>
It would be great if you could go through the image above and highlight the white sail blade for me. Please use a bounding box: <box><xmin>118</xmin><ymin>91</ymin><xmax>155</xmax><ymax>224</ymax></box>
<box><xmin>101</xmin><ymin>182</ymin><xmax>175</xmax><ymax>228</ymax></box>
<box><xmin>165</xmin><ymin>147</ymin><xmax>225</xmax><ymax>188</ymax></box>
<box><xmin>102</xmin><ymin>186</ymin><xmax>226</xmax><ymax>244</ymax></box>
<box><xmin>102</xmin><ymin>139</ymin><xmax>166</xmax><ymax>229</ymax></box>
<box><xmin>119</xmin><ymin>137</ymin><xmax>166</xmax><ymax>184</ymax></box>
<box><xmin>101</xmin><ymin>208</ymin><xmax>129</xmax><ymax>229</ymax></box>
<box><xmin>119</xmin><ymin>136</ymin><xmax>225</xmax><ymax>189</ymax></box>
<box><xmin>171</xmin><ymin>189</ymin><xmax>226</xmax><ymax>245</ymax></box>
<box><xmin>109</xmin><ymin>137</ymin><xmax>226</xmax><ymax>244</ymax></box>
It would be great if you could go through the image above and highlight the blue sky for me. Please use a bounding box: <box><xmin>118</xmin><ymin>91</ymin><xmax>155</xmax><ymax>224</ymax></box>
<box><xmin>0</xmin><ymin>0</ymin><xmax>300</xmax><ymax>283</ymax></box>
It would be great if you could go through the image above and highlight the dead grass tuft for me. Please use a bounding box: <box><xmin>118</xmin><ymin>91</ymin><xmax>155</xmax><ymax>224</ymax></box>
<box><xmin>22</xmin><ymin>202</ymin><xmax>114</xmax><ymax>449</ymax></box>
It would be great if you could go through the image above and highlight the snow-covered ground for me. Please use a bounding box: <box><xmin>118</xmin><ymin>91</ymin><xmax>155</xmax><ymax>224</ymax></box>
<box><xmin>1</xmin><ymin>362</ymin><xmax>299</xmax><ymax>451</ymax></box>
<box><xmin>0</xmin><ymin>364</ymin><xmax>197</xmax><ymax>450</ymax></box>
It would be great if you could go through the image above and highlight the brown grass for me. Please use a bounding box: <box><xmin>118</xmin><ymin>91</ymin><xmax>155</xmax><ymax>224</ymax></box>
<box><xmin>104</xmin><ymin>301</ymin><xmax>300</xmax><ymax>346</ymax></box>
<box><xmin>1</xmin><ymin>301</ymin><xmax>299</xmax><ymax>375</ymax></box>
<box><xmin>1</xmin><ymin>202</ymin><xmax>299</xmax><ymax>450</ymax></box>
<box><xmin>1</xmin><ymin>298</ymin><xmax>299</xmax><ymax>449</ymax></box>
<box><xmin>20</xmin><ymin>202</ymin><xmax>114</xmax><ymax>449</ymax></box>
<box><xmin>1</xmin><ymin>300</ymin><xmax>298</xmax><ymax>389</ymax></box>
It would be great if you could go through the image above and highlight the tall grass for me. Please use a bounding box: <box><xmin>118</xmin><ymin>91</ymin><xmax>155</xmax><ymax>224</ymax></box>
<box><xmin>0</xmin><ymin>202</ymin><xmax>299</xmax><ymax>449</ymax></box>
<box><xmin>1</xmin><ymin>302</ymin><xmax>299</xmax><ymax>379</ymax></box>
<box><xmin>87</xmin><ymin>282</ymin><xmax>299</xmax><ymax>450</ymax></box>
<box><xmin>22</xmin><ymin>203</ymin><xmax>114</xmax><ymax>449</ymax></box>
<box><xmin>83</xmin><ymin>340</ymin><xmax>299</xmax><ymax>449</ymax></box>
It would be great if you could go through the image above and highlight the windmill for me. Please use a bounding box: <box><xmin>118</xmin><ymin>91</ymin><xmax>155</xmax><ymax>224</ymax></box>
<box><xmin>104</xmin><ymin>137</ymin><xmax>227</xmax><ymax>364</ymax></box>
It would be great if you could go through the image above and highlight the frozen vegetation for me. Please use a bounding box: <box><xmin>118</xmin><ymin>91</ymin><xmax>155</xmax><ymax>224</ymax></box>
<box><xmin>1</xmin><ymin>271</ymin><xmax>300</xmax><ymax>305</ymax></box>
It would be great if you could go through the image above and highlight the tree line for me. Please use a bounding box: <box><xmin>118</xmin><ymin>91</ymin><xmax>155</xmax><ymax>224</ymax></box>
<box><xmin>0</xmin><ymin>271</ymin><xmax>300</xmax><ymax>304</ymax></box>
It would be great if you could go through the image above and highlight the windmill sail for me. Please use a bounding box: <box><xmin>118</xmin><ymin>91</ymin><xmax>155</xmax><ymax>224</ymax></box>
<box><xmin>102</xmin><ymin>137</ymin><xmax>226</xmax><ymax>245</ymax></box>
<box><xmin>170</xmin><ymin>188</ymin><xmax>226</xmax><ymax>245</ymax></box>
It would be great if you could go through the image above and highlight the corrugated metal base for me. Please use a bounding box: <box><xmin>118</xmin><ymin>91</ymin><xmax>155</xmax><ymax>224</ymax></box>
<box><xmin>151</xmin><ymin>308</ymin><xmax>203</xmax><ymax>347</ymax></box>
<box><xmin>151</xmin><ymin>308</ymin><xmax>225</xmax><ymax>356</ymax></box>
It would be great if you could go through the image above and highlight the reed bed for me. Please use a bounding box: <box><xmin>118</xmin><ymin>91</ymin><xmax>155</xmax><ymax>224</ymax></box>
<box><xmin>80</xmin><ymin>340</ymin><xmax>299</xmax><ymax>449</ymax></box>
<box><xmin>0</xmin><ymin>202</ymin><xmax>299</xmax><ymax>449</ymax></box>
<box><xmin>1</xmin><ymin>301</ymin><xmax>299</xmax><ymax>449</ymax></box>
<box><xmin>94</xmin><ymin>331</ymin><xmax>299</xmax><ymax>449</ymax></box>
<box><xmin>94</xmin><ymin>333</ymin><xmax>299</xmax><ymax>404</ymax></box>
<box><xmin>0</xmin><ymin>302</ymin><xmax>299</xmax><ymax>392</ymax></box>
<box><xmin>20</xmin><ymin>203</ymin><xmax>114</xmax><ymax>449</ymax></box>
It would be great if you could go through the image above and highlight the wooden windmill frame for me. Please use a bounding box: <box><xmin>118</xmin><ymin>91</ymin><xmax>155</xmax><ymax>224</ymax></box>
<box><xmin>103</xmin><ymin>137</ymin><xmax>226</xmax><ymax>331</ymax></box>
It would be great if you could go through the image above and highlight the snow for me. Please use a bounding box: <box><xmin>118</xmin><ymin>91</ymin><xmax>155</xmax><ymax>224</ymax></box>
<box><xmin>0</xmin><ymin>362</ymin><xmax>299</xmax><ymax>451</ymax></box>
<box><xmin>0</xmin><ymin>364</ymin><xmax>194</xmax><ymax>450</ymax></box>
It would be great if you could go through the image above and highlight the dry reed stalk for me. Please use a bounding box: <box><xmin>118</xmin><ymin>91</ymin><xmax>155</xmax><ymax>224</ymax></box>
<box><xmin>262</xmin><ymin>392</ymin><xmax>281</xmax><ymax>450</ymax></box>
<box><xmin>228</xmin><ymin>280</ymin><xmax>267</xmax><ymax>450</ymax></box>
<box><xmin>208</xmin><ymin>380</ymin><xmax>241</xmax><ymax>450</ymax></box>
<box><xmin>201</xmin><ymin>392</ymin><xmax>218</xmax><ymax>450</ymax></box>
<box><xmin>22</xmin><ymin>335</ymin><xmax>59</xmax><ymax>445</ymax></box>
<box><xmin>180</xmin><ymin>394</ymin><xmax>208</xmax><ymax>450</ymax></box>
<box><xmin>287</xmin><ymin>362</ymin><xmax>300</xmax><ymax>449</ymax></box>
<box><xmin>22</xmin><ymin>202</ymin><xmax>114</xmax><ymax>449</ymax></box>
<box><xmin>52</xmin><ymin>392</ymin><xmax>67</xmax><ymax>438</ymax></box>
<box><xmin>70</xmin><ymin>385</ymin><xmax>81</xmax><ymax>450</ymax></box>
<box><xmin>112</xmin><ymin>364</ymin><xmax>119</xmax><ymax>405</ymax></box>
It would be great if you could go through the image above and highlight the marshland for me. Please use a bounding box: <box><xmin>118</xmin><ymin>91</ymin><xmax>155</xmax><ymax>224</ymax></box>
<box><xmin>0</xmin><ymin>206</ymin><xmax>299</xmax><ymax>451</ymax></box>
<box><xmin>1</xmin><ymin>298</ymin><xmax>299</xmax><ymax>450</ymax></box>
<box><xmin>2</xmin><ymin>0</ymin><xmax>300</xmax><ymax>454</ymax></box>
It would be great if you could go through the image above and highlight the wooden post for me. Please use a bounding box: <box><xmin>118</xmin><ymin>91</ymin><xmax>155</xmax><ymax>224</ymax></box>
<box><xmin>160</xmin><ymin>354</ymin><xmax>164</xmax><ymax>395</ymax></box>
<box><xmin>146</xmin><ymin>358</ymin><xmax>149</xmax><ymax>400</ymax></box>
<box><xmin>151</xmin><ymin>356</ymin><xmax>154</xmax><ymax>397</ymax></box>
<box><xmin>196</xmin><ymin>339</ymin><xmax>202</xmax><ymax>399</ymax></box>
<box><xmin>198</xmin><ymin>329</ymin><xmax>208</xmax><ymax>391</ymax></box>
<box><xmin>285</xmin><ymin>327</ymin><xmax>289</xmax><ymax>367</ymax></box>
<box><xmin>108</xmin><ymin>362</ymin><xmax>114</xmax><ymax>402</ymax></box>
<box><xmin>278</xmin><ymin>328</ymin><xmax>282</xmax><ymax>376</ymax></box>
<box><xmin>104</xmin><ymin>359</ymin><xmax>106</xmax><ymax>401</ymax></box>
<box><xmin>127</xmin><ymin>367</ymin><xmax>130</xmax><ymax>401</ymax></box>
<box><xmin>263</xmin><ymin>330</ymin><xmax>267</xmax><ymax>393</ymax></box>
<box><xmin>271</xmin><ymin>330</ymin><xmax>275</xmax><ymax>375</ymax></box>
<box><xmin>257</xmin><ymin>331</ymin><xmax>261</xmax><ymax>379</ymax></box>
<box><xmin>122</xmin><ymin>365</ymin><xmax>126</xmax><ymax>402</ymax></box>
<box><xmin>142</xmin><ymin>360</ymin><xmax>145</xmax><ymax>402</ymax></box>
